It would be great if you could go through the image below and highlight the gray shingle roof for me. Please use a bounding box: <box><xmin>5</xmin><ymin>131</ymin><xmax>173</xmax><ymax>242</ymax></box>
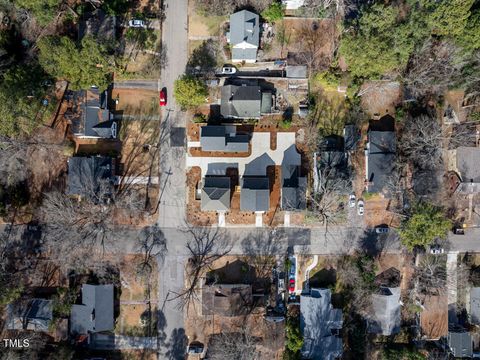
<box><xmin>281</xmin><ymin>165</ymin><xmax>306</xmax><ymax>210</ymax></box>
<box><xmin>448</xmin><ymin>331</ymin><xmax>473</xmax><ymax>358</ymax></box>
<box><xmin>232</xmin><ymin>47</ymin><xmax>258</xmax><ymax>62</ymax></box>
<box><xmin>240</xmin><ymin>177</ymin><xmax>270</xmax><ymax>211</ymax></box>
<box><xmin>6</xmin><ymin>299</ymin><xmax>52</xmax><ymax>331</ymax></box>
<box><xmin>70</xmin><ymin>284</ymin><xmax>114</xmax><ymax>335</ymax></box>
<box><xmin>200</xmin><ymin>125</ymin><xmax>250</xmax><ymax>152</ymax></box>
<box><xmin>300</xmin><ymin>288</ymin><xmax>343</xmax><ymax>360</ymax></box>
<box><xmin>471</xmin><ymin>287</ymin><xmax>480</xmax><ymax>324</ymax></box>
<box><xmin>229</xmin><ymin>10</ymin><xmax>259</xmax><ymax>47</ymax></box>
<box><xmin>201</xmin><ymin>177</ymin><xmax>231</xmax><ymax>211</ymax></box>
<box><xmin>67</xmin><ymin>156</ymin><xmax>114</xmax><ymax>197</ymax></box>
<box><xmin>69</xmin><ymin>88</ymin><xmax>116</xmax><ymax>138</ymax></box>
<box><xmin>368</xmin><ymin>286</ymin><xmax>401</xmax><ymax>335</ymax></box>
<box><xmin>221</xmin><ymin>85</ymin><xmax>263</xmax><ymax>119</ymax></box>
<box><xmin>366</xmin><ymin>131</ymin><xmax>396</xmax><ymax>194</ymax></box>
<box><xmin>286</xmin><ymin>65</ymin><xmax>307</xmax><ymax>79</ymax></box>
<box><xmin>456</xmin><ymin>147</ymin><xmax>480</xmax><ymax>183</ymax></box>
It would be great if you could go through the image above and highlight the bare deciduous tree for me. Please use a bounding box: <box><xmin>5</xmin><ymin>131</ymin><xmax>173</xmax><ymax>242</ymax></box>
<box><xmin>400</xmin><ymin>114</ymin><xmax>473</xmax><ymax>170</ymax></box>
<box><xmin>170</xmin><ymin>226</ymin><xmax>231</xmax><ymax>310</ymax></box>
<box><xmin>415</xmin><ymin>255</ymin><xmax>447</xmax><ymax>296</ymax></box>
<box><xmin>207</xmin><ymin>327</ymin><xmax>258</xmax><ymax>360</ymax></box>
<box><xmin>136</xmin><ymin>225</ymin><xmax>167</xmax><ymax>276</ymax></box>
<box><xmin>404</xmin><ymin>40</ymin><xmax>479</xmax><ymax>99</ymax></box>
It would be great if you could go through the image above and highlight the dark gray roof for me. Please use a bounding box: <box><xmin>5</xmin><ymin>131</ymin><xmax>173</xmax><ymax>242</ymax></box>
<box><xmin>79</xmin><ymin>9</ymin><xmax>116</xmax><ymax>43</ymax></box>
<box><xmin>366</xmin><ymin>131</ymin><xmax>396</xmax><ymax>194</ymax></box>
<box><xmin>69</xmin><ymin>88</ymin><xmax>115</xmax><ymax>138</ymax></box>
<box><xmin>220</xmin><ymin>85</ymin><xmax>263</xmax><ymax>119</ymax></box>
<box><xmin>70</xmin><ymin>284</ymin><xmax>114</xmax><ymax>335</ymax></box>
<box><xmin>202</xmin><ymin>284</ymin><xmax>252</xmax><ymax>316</ymax></box>
<box><xmin>240</xmin><ymin>177</ymin><xmax>270</xmax><ymax>211</ymax></box>
<box><xmin>229</xmin><ymin>10</ymin><xmax>259</xmax><ymax>47</ymax></box>
<box><xmin>448</xmin><ymin>331</ymin><xmax>473</xmax><ymax>357</ymax></box>
<box><xmin>471</xmin><ymin>287</ymin><xmax>480</xmax><ymax>325</ymax></box>
<box><xmin>6</xmin><ymin>299</ymin><xmax>52</xmax><ymax>331</ymax></box>
<box><xmin>200</xmin><ymin>125</ymin><xmax>250</xmax><ymax>152</ymax></box>
<box><xmin>368</xmin><ymin>286</ymin><xmax>401</xmax><ymax>335</ymax></box>
<box><xmin>201</xmin><ymin>177</ymin><xmax>231</xmax><ymax>211</ymax></box>
<box><xmin>456</xmin><ymin>147</ymin><xmax>480</xmax><ymax>183</ymax></box>
<box><xmin>281</xmin><ymin>166</ymin><xmax>306</xmax><ymax>210</ymax></box>
<box><xmin>67</xmin><ymin>156</ymin><xmax>114</xmax><ymax>197</ymax></box>
<box><xmin>300</xmin><ymin>288</ymin><xmax>343</xmax><ymax>360</ymax></box>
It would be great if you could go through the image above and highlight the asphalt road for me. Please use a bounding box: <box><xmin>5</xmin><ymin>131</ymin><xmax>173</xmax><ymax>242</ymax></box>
<box><xmin>156</xmin><ymin>0</ymin><xmax>189</xmax><ymax>357</ymax></box>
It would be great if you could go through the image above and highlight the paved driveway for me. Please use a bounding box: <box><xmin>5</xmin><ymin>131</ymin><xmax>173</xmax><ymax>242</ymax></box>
<box><xmin>186</xmin><ymin>132</ymin><xmax>300</xmax><ymax>176</ymax></box>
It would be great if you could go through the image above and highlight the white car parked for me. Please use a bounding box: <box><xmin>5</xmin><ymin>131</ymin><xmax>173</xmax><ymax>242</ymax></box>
<box><xmin>221</xmin><ymin>65</ymin><xmax>237</xmax><ymax>75</ymax></box>
<box><xmin>357</xmin><ymin>199</ymin><xmax>365</xmax><ymax>216</ymax></box>
<box><xmin>128</xmin><ymin>19</ymin><xmax>146</xmax><ymax>28</ymax></box>
<box><xmin>348</xmin><ymin>194</ymin><xmax>356</xmax><ymax>208</ymax></box>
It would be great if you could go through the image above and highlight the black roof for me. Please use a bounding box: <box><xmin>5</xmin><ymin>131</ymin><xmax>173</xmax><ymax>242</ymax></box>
<box><xmin>67</xmin><ymin>156</ymin><xmax>114</xmax><ymax>197</ymax></box>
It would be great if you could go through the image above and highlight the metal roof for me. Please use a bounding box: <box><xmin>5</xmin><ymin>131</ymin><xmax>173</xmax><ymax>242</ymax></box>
<box><xmin>448</xmin><ymin>331</ymin><xmax>473</xmax><ymax>357</ymax></box>
<box><xmin>240</xmin><ymin>177</ymin><xmax>270</xmax><ymax>211</ymax></box>
<box><xmin>201</xmin><ymin>177</ymin><xmax>231</xmax><ymax>211</ymax></box>
<box><xmin>200</xmin><ymin>125</ymin><xmax>250</xmax><ymax>152</ymax></box>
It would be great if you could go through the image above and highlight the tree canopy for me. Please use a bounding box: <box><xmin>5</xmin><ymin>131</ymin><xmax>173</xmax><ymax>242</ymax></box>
<box><xmin>261</xmin><ymin>2</ymin><xmax>285</xmax><ymax>23</ymax></box>
<box><xmin>15</xmin><ymin>0</ymin><xmax>61</xmax><ymax>26</ymax></box>
<box><xmin>173</xmin><ymin>75</ymin><xmax>208</xmax><ymax>110</ymax></box>
<box><xmin>340</xmin><ymin>0</ymin><xmax>477</xmax><ymax>79</ymax></box>
<box><xmin>0</xmin><ymin>64</ymin><xmax>55</xmax><ymax>137</ymax></box>
<box><xmin>38</xmin><ymin>36</ymin><xmax>113</xmax><ymax>90</ymax></box>
<box><xmin>399</xmin><ymin>202</ymin><xmax>451</xmax><ymax>251</ymax></box>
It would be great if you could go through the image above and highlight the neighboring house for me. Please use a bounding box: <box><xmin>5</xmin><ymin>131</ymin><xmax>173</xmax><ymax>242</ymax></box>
<box><xmin>220</xmin><ymin>84</ymin><xmax>272</xmax><ymax>119</ymax></box>
<box><xmin>227</xmin><ymin>10</ymin><xmax>259</xmax><ymax>63</ymax></box>
<box><xmin>65</xmin><ymin>88</ymin><xmax>117</xmax><ymax>139</ymax></box>
<box><xmin>448</xmin><ymin>330</ymin><xmax>473</xmax><ymax>358</ymax></box>
<box><xmin>67</xmin><ymin>156</ymin><xmax>115</xmax><ymax>197</ymax></box>
<box><xmin>281</xmin><ymin>165</ymin><xmax>306</xmax><ymax>210</ymax></box>
<box><xmin>200</xmin><ymin>125</ymin><xmax>249</xmax><ymax>152</ymax></box>
<box><xmin>455</xmin><ymin>147</ymin><xmax>480</xmax><ymax>193</ymax></box>
<box><xmin>79</xmin><ymin>9</ymin><xmax>116</xmax><ymax>44</ymax></box>
<box><xmin>201</xmin><ymin>176</ymin><xmax>231</xmax><ymax>211</ymax></box>
<box><xmin>470</xmin><ymin>287</ymin><xmax>480</xmax><ymax>325</ymax></box>
<box><xmin>300</xmin><ymin>288</ymin><xmax>343</xmax><ymax>360</ymax></box>
<box><xmin>368</xmin><ymin>286</ymin><xmax>401</xmax><ymax>335</ymax></box>
<box><xmin>202</xmin><ymin>284</ymin><xmax>252</xmax><ymax>316</ymax></box>
<box><xmin>70</xmin><ymin>284</ymin><xmax>114</xmax><ymax>336</ymax></box>
<box><xmin>282</xmin><ymin>0</ymin><xmax>306</xmax><ymax>9</ymax></box>
<box><xmin>286</xmin><ymin>65</ymin><xmax>307</xmax><ymax>79</ymax></box>
<box><xmin>6</xmin><ymin>299</ymin><xmax>52</xmax><ymax>331</ymax></box>
<box><xmin>365</xmin><ymin>116</ymin><xmax>396</xmax><ymax>194</ymax></box>
<box><xmin>240</xmin><ymin>177</ymin><xmax>270</xmax><ymax>212</ymax></box>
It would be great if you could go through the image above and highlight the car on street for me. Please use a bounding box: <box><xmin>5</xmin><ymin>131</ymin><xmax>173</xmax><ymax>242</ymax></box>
<box><xmin>187</xmin><ymin>342</ymin><xmax>205</xmax><ymax>355</ymax></box>
<box><xmin>221</xmin><ymin>65</ymin><xmax>237</xmax><ymax>75</ymax></box>
<box><xmin>357</xmin><ymin>199</ymin><xmax>365</xmax><ymax>216</ymax></box>
<box><xmin>159</xmin><ymin>88</ymin><xmax>167</xmax><ymax>106</ymax></box>
<box><xmin>430</xmin><ymin>244</ymin><xmax>445</xmax><ymax>254</ymax></box>
<box><xmin>349</xmin><ymin>194</ymin><xmax>356</xmax><ymax>208</ymax></box>
<box><xmin>128</xmin><ymin>19</ymin><xmax>146</xmax><ymax>28</ymax></box>
<box><xmin>375</xmin><ymin>225</ymin><xmax>389</xmax><ymax>234</ymax></box>
<box><xmin>289</xmin><ymin>278</ymin><xmax>295</xmax><ymax>293</ymax></box>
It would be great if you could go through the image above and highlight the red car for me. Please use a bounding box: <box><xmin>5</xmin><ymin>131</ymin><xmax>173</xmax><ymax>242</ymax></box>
<box><xmin>159</xmin><ymin>88</ymin><xmax>167</xmax><ymax>106</ymax></box>
<box><xmin>289</xmin><ymin>278</ymin><xmax>295</xmax><ymax>293</ymax></box>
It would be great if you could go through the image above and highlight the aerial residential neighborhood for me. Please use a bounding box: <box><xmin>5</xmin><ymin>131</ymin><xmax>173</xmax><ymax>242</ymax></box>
<box><xmin>0</xmin><ymin>0</ymin><xmax>480</xmax><ymax>359</ymax></box>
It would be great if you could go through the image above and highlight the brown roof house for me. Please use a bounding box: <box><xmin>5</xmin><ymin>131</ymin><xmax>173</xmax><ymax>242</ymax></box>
<box><xmin>202</xmin><ymin>284</ymin><xmax>252</xmax><ymax>316</ymax></box>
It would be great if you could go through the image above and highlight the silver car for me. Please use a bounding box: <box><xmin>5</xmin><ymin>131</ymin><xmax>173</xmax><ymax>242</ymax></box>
<box><xmin>349</xmin><ymin>194</ymin><xmax>356</xmax><ymax>208</ymax></box>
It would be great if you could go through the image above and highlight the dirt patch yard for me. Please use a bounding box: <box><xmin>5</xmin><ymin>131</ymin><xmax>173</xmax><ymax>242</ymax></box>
<box><xmin>188</xmin><ymin>1</ymin><xmax>227</xmax><ymax>37</ymax></box>
<box><xmin>360</xmin><ymin>81</ymin><xmax>402</xmax><ymax>118</ymax></box>
<box><xmin>111</xmin><ymin>89</ymin><xmax>159</xmax><ymax>114</ymax></box>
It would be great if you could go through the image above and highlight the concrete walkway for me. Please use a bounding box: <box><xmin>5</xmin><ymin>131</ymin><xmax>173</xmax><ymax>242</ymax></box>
<box><xmin>447</xmin><ymin>252</ymin><xmax>459</xmax><ymax>324</ymax></box>
<box><xmin>90</xmin><ymin>334</ymin><xmax>158</xmax><ymax>350</ymax></box>
<box><xmin>186</xmin><ymin>132</ymin><xmax>300</xmax><ymax>176</ymax></box>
